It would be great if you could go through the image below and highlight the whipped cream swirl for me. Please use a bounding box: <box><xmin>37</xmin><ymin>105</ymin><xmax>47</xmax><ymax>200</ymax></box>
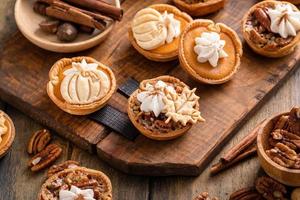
<box><xmin>267</xmin><ymin>4</ymin><xmax>300</xmax><ymax>38</ymax></box>
<box><xmin>137</xmin><ymin>81</ymin><xmax>175</xmax><ymax>117</ymax></box>
<box><xmin>194</xmin><ymin>32</ymin><xmax>228</xmax><ymax>67</ymax></box>
<box><xmin>162</xmin><ymin>11</ymin><xmax>181</xmax><ymax>44</ymax></box>
<box><xmin>59</xmin><ymin>185</ymin><xmax>95</xmax><ymax>200</ymax></box>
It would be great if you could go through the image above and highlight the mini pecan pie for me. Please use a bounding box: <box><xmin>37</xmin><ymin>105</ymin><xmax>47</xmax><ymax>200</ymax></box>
<box><xmin>179</xmin><ymin>19</ymin><xmax>242</xmax><ymax>84</ymax></box>
<box><xmin>128</xmin><ymin>4</ymin><xmax>192</xmax><ymax>62</ymax></box>
<box><xmin>128</xmin><ymin>75</ymin><xmax>205</xmax><ymax>140</ymax></box>
<box><xmin>0</xmin><ymin>110</ymin><xmax>15</xmax><ymax>158</ymax></box>
<box><xmin>242</xmin><ymin>1</ymin><xmax>300</xmax><ymax>57</ymax></box>
<box><xmin>173</xmin><ymin>0</ymin><xmax>226</xmax><ymax>17</ymax></box>
<box><xmin>47</xmin><ymin>56</ymin><xmax>116</xmax><ymax>115</ymax></box>
<box><xmin>38</xmin><ymin>167</ymin><xmax>112</xmax><ymax>200</ymax></box>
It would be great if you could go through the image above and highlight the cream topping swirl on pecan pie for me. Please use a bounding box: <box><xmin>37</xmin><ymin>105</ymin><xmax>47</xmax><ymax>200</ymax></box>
<box><xmin>267</xmin><ymin>4</ymin><xmax>300</xmax><ymax>38</ymax></box>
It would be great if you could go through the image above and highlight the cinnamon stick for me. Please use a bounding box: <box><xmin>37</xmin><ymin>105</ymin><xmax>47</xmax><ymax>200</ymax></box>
<box><xmin>36</xmin><ymin>0</ymin><xmax>113</xmax><ymax>30</ymax></box>
<box><xmin>210</xmin><ymin>146</ymin><xmax>257</xmax><ymax>175</ymax></box>
<box><xmin>63</xmin><ymin>0</ymin><xmax>123</xmax><ymax>20</ymax></box>
<box><xmin>221</xmin><ymin>120</ymin><xmax>264</xmax><ymax>163</ymax></box>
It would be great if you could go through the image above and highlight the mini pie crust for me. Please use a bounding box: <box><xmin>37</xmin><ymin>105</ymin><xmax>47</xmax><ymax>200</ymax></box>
<box><xmin>128</xmin><ymin>75</ymin><xmax>200</xmax><ymax>141</ymax></box>
<box><xmin>47</xmin><ymin>56</ymin><xmax>116</xmax><ymax>115</ymax></box>
<box><xmin>242</xmin><ymin>1</ymin><xmax>300</xmax><ymax>57</ymax></box>
<box><xmin>0</xmin><ymin>110</ymin><xmax>15</xmax><ymax>158</ymax></box>
<box><xmin>179</xmin><ymin>19</ymin><xmax>242</xmax><ymax>84</ymax></box>
<box><xmin>173</xmin><ymin>0</ymin><xmax>226</xmax><ymax>17</ymax></box>
<box><xmin>128</xmin><ymin>4</ymin><xmax>193</xmax><ymax>62</ymax></box>
<box><xmin>38</xmin><ymin>167</ymin><xmax>112</xmax><ymax>200</ymax></box>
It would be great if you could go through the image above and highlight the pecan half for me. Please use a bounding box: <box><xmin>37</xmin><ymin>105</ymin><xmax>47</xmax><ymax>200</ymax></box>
<box><xmin>47</xmin><ymin>160</ymin><xmax>80</xmax><ymax>178</ymax></box>
<box><xmin>288</xmin><ymin>107</ymin><xmax>300</xmax><ymax>135</ymax></box>
<box><xmin>28</xmin><ymin>144</ymin><xmax>62</xmax><ymax>172</ymax></box>
<box><xmin>274</xmin><ymin>116</ymin><xmax>289</xmax><ymax>130</ymax></box>
<box><xmin>249</xmin><ymin>29</ymin><xmax>267</xmax><ymax>45</ymax></box>
<box><xmin>253</xmin><ymin>8</ymin><xmax>271</xmax><ymax>32</ymax></box>
<box><xmin>255</xmin><ymin>176</ymin><xmax>287</xmax><ymax>200</ymax></box>
<box><xmin>229</xmin><ymin>187</ymin><xmax>263</xmax><ymax>200</ymax></box>
<box><xmin>194</xmin><ymin>192</ymin><xmax>219</xmax><ymax>200</ymax></box>
<box><xmin>27</xmin><ymin>129</ymin><xmax>51</xmax><ymax>155</ymax></box>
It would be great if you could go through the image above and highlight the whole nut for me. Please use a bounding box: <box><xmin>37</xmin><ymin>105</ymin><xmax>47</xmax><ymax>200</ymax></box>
<box><xmin>28</xmin><ymin>144</ymin><xmax>62</xmax><ymax>172</ymax></box>
<box><xmin>229</xmin><ymin>187</ymin><xmax>263</xmax><ymax>200</ymax></box>
<box><xmin>255</xmin><ymin>176</ymin><xmax>287</xmax><ymax>200</ymax></box>
<box><xmin>56</xmin><ymin>23</ymin><xmax>78</xmax><ymax>42</ymax></box>
<box><xmin>39</xmin><ymin>20</ymin><xmax>60</xmax><ymax>34</ymax></box>
<box><xmin>27</xmin><ymin>129</ymin><xmax>51</xmax><ymax>155</ymax></box>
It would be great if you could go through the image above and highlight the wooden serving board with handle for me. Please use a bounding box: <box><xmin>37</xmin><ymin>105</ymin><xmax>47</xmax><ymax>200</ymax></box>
<box><xmin>0</xmin><ymin>0</ymin><xmax>299</xmax><ymax>176</ymax></box>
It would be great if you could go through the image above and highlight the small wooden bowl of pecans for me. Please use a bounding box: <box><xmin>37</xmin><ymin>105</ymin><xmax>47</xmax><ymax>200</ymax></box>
<box><xmin>257</xmin><ymin>108</ymin><xmax>300</xmax><ymax>186</ymax></box>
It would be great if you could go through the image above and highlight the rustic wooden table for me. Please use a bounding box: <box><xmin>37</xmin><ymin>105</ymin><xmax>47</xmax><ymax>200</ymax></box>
<box><xmin>1</xmin><ymin>0</ymin><xmax>300</xmax><ymax>199</ymax></box>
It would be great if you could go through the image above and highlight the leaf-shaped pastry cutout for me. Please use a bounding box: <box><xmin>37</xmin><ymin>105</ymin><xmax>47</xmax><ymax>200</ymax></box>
<box><xmin>163</xmin><ymin>87</ymin><xmax>205</xmax><ymax>126</ymax></box>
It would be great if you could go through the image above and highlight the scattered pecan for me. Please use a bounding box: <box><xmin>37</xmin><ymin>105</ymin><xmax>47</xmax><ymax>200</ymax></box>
<box><xmin>193</xmin><ymin>192</ymin><xmax>218</xmax><ymax>200</ymax></box>
<box><xmin>47</xmin><ymin>160</ymin><xmax>80</xmax><ymax>178</ymax></box>
<box><xmin>27</xmin><ymin>129</ymin><xmax>51</xmax><ymax>155</ymax></box>
<box><xmin>229</xmin><ymin>187</ymin><xmax>263</xmax><ymax>200</ymax></box>
<box><xmin>28</xmin><ymin>144</ymin><xmax>62</xmax><ymax>172</ymax></box>
<box><xmin>288</xmin><ymin>107</ymin><xmax>300</xmax><ymax>135</ymax></box>
<box><xmin>253</xmin><ymin>8</ymin><xmax>271</xmax><ymax>31</ymax></box>
<box><xmin>255</xmin><ymin>176</ymin><xmax>287</xmax><ymax>200</ymax></box>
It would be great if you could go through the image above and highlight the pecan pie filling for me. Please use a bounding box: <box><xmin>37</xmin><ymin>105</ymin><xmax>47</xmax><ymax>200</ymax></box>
<box><xmin>44</xmin><ymin>169</ymin><xmax>110</xmax><ymax>199</ymax></box>
<box><xmin>245</xmin><ymin>5</ymin><xmax>294</xmax><ymax>50</ymax></box>
<box><xmin>131</xmin><ymin>81</ymin><xmax>185</xmax><ymax>133</ymax></box>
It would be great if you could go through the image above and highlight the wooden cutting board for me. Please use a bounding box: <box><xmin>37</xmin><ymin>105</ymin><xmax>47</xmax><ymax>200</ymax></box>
<box><xmin>0</xmin><ymin>0</ymin><xmax>299</xmax><ymax>176</ymax></box>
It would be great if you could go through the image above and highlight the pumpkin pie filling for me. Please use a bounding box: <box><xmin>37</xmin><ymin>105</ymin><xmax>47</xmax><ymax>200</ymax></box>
<box><xmin>182</xmin><ymin>26</ymin><xmax>237</xmax><ymax>80</ymax></box>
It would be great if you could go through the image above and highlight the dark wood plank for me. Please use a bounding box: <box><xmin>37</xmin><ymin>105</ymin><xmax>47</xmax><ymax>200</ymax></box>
<box><xmin>96</xmin><ymin>0</ymin><xmax>300</xmax><ymax>176</ymax></box>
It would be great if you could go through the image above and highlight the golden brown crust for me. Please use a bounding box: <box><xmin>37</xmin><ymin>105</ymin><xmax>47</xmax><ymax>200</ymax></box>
<box><xmin>127</xmin><ymin>75</ymin><xmax>199</xmax><ymax>141</ymax></box>
<box><xmin>47</xmin><ymin>56</ymin><xmax>116</xmax><ymax>115</ymax></box>
<box><xmin>242</xmin><ymin>0</ymin><xmax>300</xmax><ymax>57</ymax></box>
<box><xmin>173</xmin><ymin>0</ymin><xmax>226</xmax><ymax>16</ymax></box>
<box><xmin>128</xmin><ymin>4</ymin><xmax>193</xmax><ymax>62</ymax></box>
<box><xmin>38</xmin><ymin>167</ymin><xmax>112</xmax><ymax>200</ymax></box>
<box><xmin>0</xmin><ymin>111</ymin><xmax>15</xmax><ymax>158</ymax></box>
<box><xmin>178</xmin><ymin>19</ymin><xmax>242</xmax><ymax>84</ymax></box>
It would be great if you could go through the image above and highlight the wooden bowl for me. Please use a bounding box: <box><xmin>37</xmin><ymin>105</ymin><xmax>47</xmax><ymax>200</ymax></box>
<box><xmin>0</xmin><ymin>111</ymin><xmax>15</xmax><ymax>158</ymax></box>
<box><xmin>257</xmin><ymin>112</ymin><xmax>300</xmax><ymax>186</ymax></box>
<box><xmin>14</xmin><ymin>0</ymin><xmax>119</xmax><ymax>53</ymax></box>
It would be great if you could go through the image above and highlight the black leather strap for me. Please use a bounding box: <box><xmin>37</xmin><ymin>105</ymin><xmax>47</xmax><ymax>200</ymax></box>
<box><xmin>89</xmin><ymin>78</ymin><xmax>140</xmax><ymax>140</ymax></box>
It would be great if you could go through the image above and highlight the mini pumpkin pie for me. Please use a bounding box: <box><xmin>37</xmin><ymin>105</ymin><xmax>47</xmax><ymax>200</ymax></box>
<box><xmin>242</xmin><ymin>1</ymin><xmax>300</xmax><ymax>57</ymax></box>
<box><xmin>128</xmin><ymin>4</ymin><xmax>193</xmax><ymax>62</ymax></box>
<box><xmin>38</xmin><ymin>167</ymin><xmax>112</xmax><ymax>200</ymax></box>
<box><xmin>0</xmin><ymin>110</ymin><xmax>15</xmax><ymax>158</ymax></box>
<box><xmin>173</xmin><ymin>0</ymin><xmax>226</xmax><ymax>17</ymax></box>
<box><xmin>178</xmin><ymin>19</ymin><xmax>242</xmax><ymax>84</ymax></box>
<box><xmin>47</xmin><ymin>56</ymin><xmax>116</xmax><ymax>115</ymax></box>
<box><xmin>128</xmin><ymin>75</ymin><xmax>205</xmax><ymax>140</ymax></box>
